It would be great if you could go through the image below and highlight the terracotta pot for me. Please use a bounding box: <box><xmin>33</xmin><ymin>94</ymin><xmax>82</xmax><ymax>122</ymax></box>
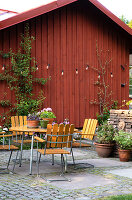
<box><xmin>94</xmin><ymin>142</ymin><xmax>115</xmax><ymax>158</ymax></box>
<box><xmin>118</xmin><ymin>149</ymin><xmax>131</xmax><ymax>162</ymax></box>
<box><xmin>42</xmin><ymin>118</ymin><xmax>54</xmax><ymax>124</ymax></box>
<box><xmin>27</xmin><ymin>120</ymin><xmax>39</xmax><ymax>128</ymax></box>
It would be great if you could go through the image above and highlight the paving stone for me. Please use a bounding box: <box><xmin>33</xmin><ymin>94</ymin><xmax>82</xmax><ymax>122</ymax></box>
<box><xmin>0</xmin><ymin>149</ymin><xmax>132</xmax><ymax>200</ymax></box>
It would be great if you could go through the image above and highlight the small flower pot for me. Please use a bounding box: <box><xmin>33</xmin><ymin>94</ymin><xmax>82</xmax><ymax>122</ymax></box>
<box><xmin>27</xmin><ymin>120</ymin><xmax>39</xmax><ymax>128</ymax></box>
<box><xmin>42</xmin><ymin>118</ymin><xmax>54</xmax><ymax>124</ymax></box>
<box><xmin>118</xmin><ymin>149</ymin><xmax>131</xmax><ymax>162</ymax></box>
<box><xmin>40</xmin><ymin>120</ymin><xmax>49</xmax><ymax>128</ymax></box>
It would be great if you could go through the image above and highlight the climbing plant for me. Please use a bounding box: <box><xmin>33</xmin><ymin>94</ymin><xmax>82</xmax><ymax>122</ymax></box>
<box><xmin>0</xmin><ymin>24</ymin><xmax>49</xmax><ymax>126</ymax></box>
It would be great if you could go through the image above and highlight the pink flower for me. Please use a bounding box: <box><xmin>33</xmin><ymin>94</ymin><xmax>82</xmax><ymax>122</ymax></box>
<box><xmin>46</xmin><ymin>108</ymin><xmax>52</xmax><ymax>112</ymax></box>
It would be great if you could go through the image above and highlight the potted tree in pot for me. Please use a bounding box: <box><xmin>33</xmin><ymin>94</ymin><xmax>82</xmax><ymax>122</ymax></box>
<box><xmin>113</xmin><ymin>130</ymin><xmax>132</xmax><ymax>162</ymax></box>
<box><xmin>94</xmin><ymin>122</ymin><xmax>117</xmax><ymax>157</ymax></box>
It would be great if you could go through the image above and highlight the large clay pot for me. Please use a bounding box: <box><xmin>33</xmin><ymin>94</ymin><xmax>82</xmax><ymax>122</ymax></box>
<box><xmin>27</xmin><ymin>120</ymin><xmax>39</xmax><ymax>128</ymax></box>
<box><xmin>94</xmin><ymin>143</ymin><xmax>115</xmax><ymax>158</ymax></box>
<box><xmin>42</xmin><ymin>118</ymin><xmax>54</xmax><ymax>124</ymax></box>
<box><xmin>118</xmin><ymin>149</ymin><xmax>131</xmax><ymax>162</ymax></box>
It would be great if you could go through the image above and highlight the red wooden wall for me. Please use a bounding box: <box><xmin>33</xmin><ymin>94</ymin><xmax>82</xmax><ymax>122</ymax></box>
<box><xmin>0</xmin><ymin>1</ymin><xmax>131</xmax><ymax>127</ymax></box>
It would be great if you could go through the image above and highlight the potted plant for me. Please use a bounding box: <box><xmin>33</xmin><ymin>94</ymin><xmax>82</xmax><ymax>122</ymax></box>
<box><xmin>94</xmin><ymin>122</ymin><xmax>117</xmax><ymax>157</ymax></box>
<box><xmin>113</xmin><ymin>130</ymin><xmax>132</xmax><ymax>162</ymax></box>
<box><xmin>38</xmin><ymin>108</ymin><xmax>56</xmax><ymax>124</ymax></box>
<box><xmin>27</xmin><ymin>113</ymin><xmax>40</xmax><ymax>128</ymax></box>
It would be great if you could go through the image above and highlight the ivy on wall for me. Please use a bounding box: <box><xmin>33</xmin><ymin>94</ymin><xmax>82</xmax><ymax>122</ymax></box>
<box><xmin>0</xmin><ymin>24</ymin><xmax>50</xmax><ymax>126</ymax></box>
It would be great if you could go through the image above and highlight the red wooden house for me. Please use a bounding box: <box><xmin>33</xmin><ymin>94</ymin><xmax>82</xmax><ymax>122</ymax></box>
<box><xmin>0</xmin><ymin>0</ymin><xmax>132</xmax><ymax>127</ymax></box>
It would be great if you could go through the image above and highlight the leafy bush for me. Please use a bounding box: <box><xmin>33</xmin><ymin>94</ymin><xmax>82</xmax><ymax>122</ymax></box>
<box><xmin>96</xmin><ymin>122</ymin><xmax>117</xmax><ymax>144</ymax></box>
<box><xmin>16</xmin><ymin>99</ymin><xmax>40</xmax><ymax>116</ymax></box>
<box><xmin>113</xmin><ymin>130</ymin><xmax>132</xmax><ymax>150</ymax></box>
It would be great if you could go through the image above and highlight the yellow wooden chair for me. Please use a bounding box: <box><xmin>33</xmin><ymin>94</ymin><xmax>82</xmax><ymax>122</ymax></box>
<box><xmin>11</xmin><ymin>116</ymin><xmax>34</xmax><ymax>166</ymax></box>
<box><xmin>35</xmin><ymin>123</ymin><xmax>74</xmax><ymax>182</ymax></box>
<box><xmin>11</xmin><ymin>116</ymin><xmax>33</xmax><ymax>143</ymax></box>
<box><xmin>72</xmin><ymin>119</ymin><xmax>98</xmax><ymax>147</ymax></box>
<box><xmin>0</xmin><ymin>131</ymin><xmax>19</xmax><ymax>173</ymax></box>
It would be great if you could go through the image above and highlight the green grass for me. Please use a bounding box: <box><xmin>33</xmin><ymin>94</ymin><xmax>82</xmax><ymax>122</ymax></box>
<box><xmin>101</xmin><ymin>194</ymin><xmax>132</xmax><ymax>200</ymax></box>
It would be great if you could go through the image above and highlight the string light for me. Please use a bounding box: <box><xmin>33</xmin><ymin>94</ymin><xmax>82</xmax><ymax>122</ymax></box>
<box><xmin>47</xmin><ymin>64</ymin><xmax>50</xmax><ymax>70</ymax></box>
<box><xmin>36</xmin><ymin>65</ymin><xmax>38</xmax><ymax>70</ymax></box>
<box><xmin>98</xmin><ymin>74</ymin><xmax>100</xmax><ymax>79</ymax></box>
<box><xmin>76</xmin><ymin>69</ymin><xmax>78</xmax><ymax>74</ymax></box>
<box><xmin>2</xmin><ymin>64</ymin><xmax>5</xmax><ymax>70</ymax></box>
<box><xmin>86</xmin><ymin>65</ymin><xmax>89</xmax><ymax>70</ymax></box>
<box><xmin>111</xmin><ymin>72</ymin><xmax>113</xmax><ymax>78</ymax></box>
<box><xmin>61</xmin><ymin>70</ymin><xmax>64</xmax><ymax>76</ymax></box>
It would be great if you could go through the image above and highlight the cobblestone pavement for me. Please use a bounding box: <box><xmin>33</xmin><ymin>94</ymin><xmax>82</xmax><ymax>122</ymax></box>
<box><xmin>0</xmin><ymin>148</ymin><xmax>132</xmax><ymax>200</ymax></box>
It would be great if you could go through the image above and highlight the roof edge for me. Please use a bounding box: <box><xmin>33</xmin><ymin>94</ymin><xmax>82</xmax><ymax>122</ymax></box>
<box><xmin>89</xmin><ymin>0</ymin><xmax>132</xmax><ymax>35</ymax></box>
<box><xmin>0</xmin><ymin>0</ymin><xmax>131</xmax><ymax>36</ymax></box>
<box><xmin>0</xmin><ymin>0</ymin><xmax>77</xmax><ymax>30</ymax></box>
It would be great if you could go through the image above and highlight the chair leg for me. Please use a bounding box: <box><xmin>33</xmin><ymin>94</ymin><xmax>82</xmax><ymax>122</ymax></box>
<box><xmin>71</xmin><ymin>149</ymin><xmax>75</xmax><ymax>165</ymax></box>
<box><xmin>64</xmin><ymin>154</ymin><xmax>68</xmax><ymax>172</ymax></box>
<box><xmin>7</xmin><ymin>151</ymin><xmax>13</xmax><ymax>169</ymax></box>
<box><xmin>39</xmin><ymin>154</ymin><xmax>41</xmax><ymax>163</ymax></box>
<box><xmin>79</xmin><ymin>136</ymin><xmax>82</xmax><ymax>148</ymax></box>
<box><xmin>52</xmin><ymin>154</ymin><xmax>54</xmax><ymax>165</ymax></box>
<box><xmin>61</xmin><ymin>154</ymin><xmax>64</xmax><ymax>174</ymax></box>
<box><xmin>12</xmin><ymin>151</ymin><xmax>19</xmax><ymax>173</ymax></box>
<box><xmin>19</xmin><ymin>134</ymin><xmax>24</xmax><ymax>167</ymax></box>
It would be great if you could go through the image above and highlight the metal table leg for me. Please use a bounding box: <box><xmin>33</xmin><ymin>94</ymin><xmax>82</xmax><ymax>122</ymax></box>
<box><xmin>19</xmin><ymin>133</ymin><xmax>24</xmax><ymax>167</ymax></box>
<box><xmin>30</xmin><ymin>134</ymin><xmax>34</xmax><ymax>175</ymax></box>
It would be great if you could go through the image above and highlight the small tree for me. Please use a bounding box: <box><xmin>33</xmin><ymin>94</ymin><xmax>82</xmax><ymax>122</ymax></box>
<box><xmin>91</xmin><ymin>43</ymin><xmax>118</xmax><ymax>125</ymax></box>
<box><xmin>0</xmin><ymin>24</ymin><xmax>49</xmax><ymax>126</ymax></box>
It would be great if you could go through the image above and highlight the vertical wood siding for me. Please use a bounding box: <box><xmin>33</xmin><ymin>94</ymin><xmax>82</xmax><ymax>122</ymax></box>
<box><xmin>0</xmin><ymin>1</ymin><xmax>131</xmax><ymax>127</ymax></box>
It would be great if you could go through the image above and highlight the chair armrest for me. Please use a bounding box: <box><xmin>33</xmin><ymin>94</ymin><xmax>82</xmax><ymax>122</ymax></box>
<box><xmin>79</xmin><ymin>133</ymin><xmax>97</xmax><ymax>136</ymax></box>
<box><xmin>75</xmin><ymin>131</ymin><xmax>82</xmax><ymax>134</ymax></box>
<box><xmin>34</xmin><ymin>136</ymin><xmax>45</xmax><ymax>143</ymax></box>
<box><xmin>0</xmin><ymin>132</ymin><xmax>6</xmax><ymax>135</ymax></box>
<box><xmin>0</xmin><ymin>134</ymin><xmax>12</xmax><ymax>138</ymax></box>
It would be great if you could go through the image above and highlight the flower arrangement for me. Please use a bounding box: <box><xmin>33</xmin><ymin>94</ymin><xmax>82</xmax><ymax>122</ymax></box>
<box><xmin>27</xmin><ymin>113</ymin><xmax>39</xmax><ymax>121</ymax></box>
<box><xmin>60</xmin><ymin>118</ymin><xmax>69</xmax><ymax>125</ymax></box>
<box><xmin>38</xmin><ymin>108</ymin><xmax>56</xmax><ymax>119</ymax></box>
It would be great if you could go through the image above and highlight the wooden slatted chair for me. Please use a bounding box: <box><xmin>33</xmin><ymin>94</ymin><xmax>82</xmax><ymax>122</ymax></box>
<box><xmin>11</xmin><ymin>116</ymin><xmax>33</xmax><ymax>143</ymax></box>
<box><xmin>72</xmin><ymin>119</ymin><xmax>98</xmax><ymax>147</ymax></box>
<box><xmin>35</xmin><ymin>123</ymin><xmax>74</xmax><ymax>182</ymax></box>
<box><xmin>11</xmin><ymin>116</ymin><xmax>34</xmax><ymax>166</ymax></box>
<box><xmin>0</xmin><ymin>131</ymin><xmax>19</xmax><ymax>173</ymax></box>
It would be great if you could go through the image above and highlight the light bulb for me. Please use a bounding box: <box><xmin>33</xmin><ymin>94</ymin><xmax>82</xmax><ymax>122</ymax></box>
<box><xmin>111</xmin><ymin>72</ymin><xmax>113</xmax><ymax>78</ymax></box>
<box><xmin>98</xmin><ymin>74</ymin><xmax>100</xmax><ymax>79</ymax></box>
<box><xmin>61</xmin><ymin>70</ymin><xmax>64</xmax><ymax>76</ymax></box>
<box><xmin>76</xmin><ymin>69</ymin><xmax>78</xmax><ymax>74</ymax></box>
<box><xmin>47</xmin><ymin>64</ymin><xmax>50</xmax><ymax>69</ymax></box>
<box><xmin>86</xmin><ymin>65</ymin><xmax>89</xmax><ymax>70</ymax></box>
<box><xmin>36</xmin><ymin>65</ymin><xmax>38</xmax><ymax>70</ymax></box>
<box><xmin>2</xmin><ymin>65</ymin><xmax>5</xmax><ymax>70</ymax></box>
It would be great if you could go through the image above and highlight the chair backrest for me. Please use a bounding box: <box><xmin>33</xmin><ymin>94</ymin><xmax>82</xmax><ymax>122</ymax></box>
<box><xmin>67</xmin><ymin>124</ymin><xmax>74</xmax><ymax>148</ymax></box>
<box><xmin>46</xmin><ymin>123</ymin><xmax>71</xmax><ymax>149</ymax></box>
<box><xmin>82</xmin><ymin>119</ymin><xmax>98</xmax><ymax>140</ymax></box>
<box><xmin>11</xmin><ymin>116</ymin><xmax>27</xmax><ymax>127</ymax></box>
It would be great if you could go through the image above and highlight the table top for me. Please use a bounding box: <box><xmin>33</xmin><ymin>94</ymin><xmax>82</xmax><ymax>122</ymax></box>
<box><xmin>9</xmin><ymin>126</ymin><xmax>47</xmax><ymax>133</ymax></box>
<box><xmin>9</xmin><ymin>126</ymin><xmax>78</xmax><ymax>133</ymax></box>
